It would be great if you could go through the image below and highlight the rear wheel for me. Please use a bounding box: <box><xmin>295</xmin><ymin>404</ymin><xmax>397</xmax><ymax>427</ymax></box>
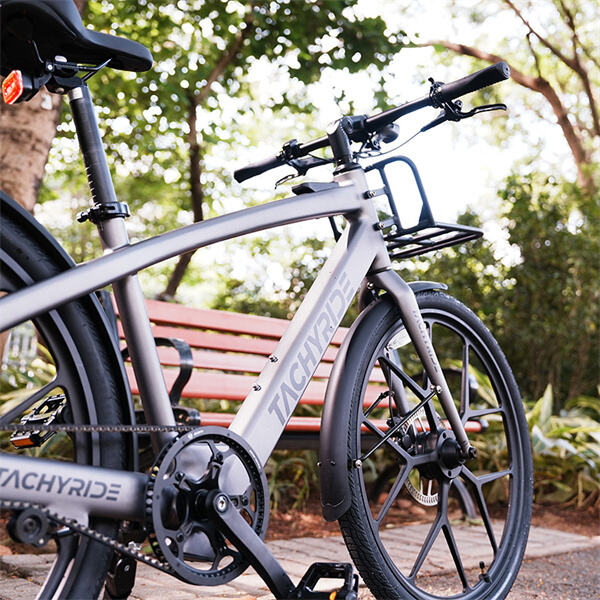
<box><xmin>339</xmin><ymin>292</ymin><xmax>532</xmax><ymax>599</ymax></box>
<box><xmin>1</xmin><ymin>198</ymin><xmax>128</xmax><ymax>598</ymax></box>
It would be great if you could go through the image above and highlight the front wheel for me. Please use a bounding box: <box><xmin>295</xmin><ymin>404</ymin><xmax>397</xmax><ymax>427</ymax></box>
<box><xmin>338</xmin><ymin>292</ymin><xmax>532</xmax><ymax>599</ymax></box>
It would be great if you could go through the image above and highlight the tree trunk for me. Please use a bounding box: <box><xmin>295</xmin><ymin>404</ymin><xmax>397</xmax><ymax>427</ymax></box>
<box><xmin>159</xmin><ymin>14</ymin><xmax>254</xmax><ymax>300</ymax></box>
<box><xmin>0</xmin><ymin>92</ymin><xmax>62</xmax><ymax>211</ymax></box>
<box><xmin>0</xmin><ymin>0</ymin><xmax>88</xmax><ymax>364</ymax></box>
<box><xmin>0</xmin><ymin>0</ymin><xmax>88</xmax><ymax>211</ymax></box>
<box><xmin>157</xmin><ymin>96</ymin><xmax>204</xmax><ymax>301</ymax></box>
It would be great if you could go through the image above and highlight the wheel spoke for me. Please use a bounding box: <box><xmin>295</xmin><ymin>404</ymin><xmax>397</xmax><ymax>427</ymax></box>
<box><xmin>409</xmin><ymin>511</ymin><xmax>443</xmax><ymax>579</ymax></box>
<box><xmin>409</xmin><ymin>480</ymin><xmax>449</xmax><ymax>579</ymax></box>
<box><xmin>375</xmin><ymin>463</ymin><xmax>411</xmax><ymax>525</ymax></box>
<box><xmin>442</xmin><ymin>519</ymin><xmax>470</xmax><ymax>591</ymax></box>
<box><xmin>477</xmin><ymin>469</ymin><xmax>511</xmax><ymax>486</ymax></box>
<box><xmin>460</xmin><ymin>341</ymin><xmax>470</xmax><ymax>416</ymax></box>
<box><xmin>461</xmin><ymin>467</ymin><xmax>504</xmax><ymax>554</ymax></box>
<box><xmin>464</xmin><ymin>406</ymin><xmax>504</xmax><ymax>421</ymax></box>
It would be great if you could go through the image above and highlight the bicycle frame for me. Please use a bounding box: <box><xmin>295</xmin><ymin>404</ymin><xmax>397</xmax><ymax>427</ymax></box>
<box><xmin>0</xmin><ymin>82</ymin><xmax>470</xmax><ymax>524</ymax></box>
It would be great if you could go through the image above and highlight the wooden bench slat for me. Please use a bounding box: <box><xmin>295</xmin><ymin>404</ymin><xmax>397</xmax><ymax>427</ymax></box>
<box><xmin>117</xmin><ymin>297</ymin><xmax>347</xmax><ymax>345</ymax></box>
<box><xmin>115</xmin><ymin>298</ymin><xmax>484</xmax><ymax>441</ymax></box>
<box><xmin>195</xmin><ymin>413</ymin><xmax>483</xmax><ymax>434</ymax></box>
<box><xmin>152</xmin><ymin>347</ymin><xmax>386</xmax><ymax>382</ymax></box>
<box><xmin>119</xmin><ymin>323</ymin><xmax>340</xmax><ymax>361</ymax></box>
<box><xmin>126</xmin><ymin>367</ymin><xmax>387</xmax><ymax>406</ymax></box>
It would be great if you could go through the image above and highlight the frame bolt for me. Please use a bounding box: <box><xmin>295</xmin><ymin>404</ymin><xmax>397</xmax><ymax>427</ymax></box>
<box><xmin>435</xmin><ymin>385</ymin><xmax>443</xmax><ymax>395</ymax></box>
<box><xmin>215</xmin><ymin>494</ymin><xmax>228</xmax><ymax>513</ymax></box>
<box><xmin>354</xmin><ymin>459</ymin><xmax>362</xmax><ymax>468</ymax></box>
<box><xmin>268</xmin><ymin>354</ymin><xmax>278</xmax><ymax>363</ymax></box>
<box><xmin>252</xmin><ymin>384</ymin><xmax>262</xmax><ymax>391</ymax></box>
<box><xmin>467</xmin><ymin>446</ymin><xmax>478</xmax><ymax>459</ymax></box>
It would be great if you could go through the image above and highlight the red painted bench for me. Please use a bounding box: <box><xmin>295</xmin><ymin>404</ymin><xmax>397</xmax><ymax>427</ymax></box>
<box><xmin>107</xmin><ymin>296</ymin><xmax>482</xmax><ymax>449</ymax></box>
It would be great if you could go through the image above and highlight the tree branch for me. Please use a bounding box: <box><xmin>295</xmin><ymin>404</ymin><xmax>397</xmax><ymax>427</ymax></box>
<box><xmin>427</xmin><ymin>40</ymin><xmax>594</xmax><ymax>194</ymax></box>
<box><xmin>159</xmin><ymin>9</ymin><xmax>255</xmax><ymax>300</ymax></box>
<box><xmin>557</xmin><ymin>0</ymin><xmax>600</xmax><ymax>71</ymax></box>
<box><xmin>502</xmin><ymin>0</ymin><xmax>575</xmax><ymax>70</ymax></box>
<box><xmin>526</xmin><ymin>33</ymin><xmax>542</xmax><ymax>78</ymax></box>
<box><xmin>555</xmin><ymin>0</ymin><xmax>600</xmax><ymax>137</ymax></box>
<box><xmin>193</xmin><ymin>9</ymin><xmax>254</xmax><ymax>108</ymax></box>
<box><xmin>504</xmin><ymin>0</ymin><xmax>599</xmax><ymax>137</ymax></box>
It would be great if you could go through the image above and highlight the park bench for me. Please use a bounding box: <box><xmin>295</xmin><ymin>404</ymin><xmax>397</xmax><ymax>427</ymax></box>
<box><xmin>105</xmin><ymin>295</ymin><xmax>484</xmax><ymax>451</ymax></box>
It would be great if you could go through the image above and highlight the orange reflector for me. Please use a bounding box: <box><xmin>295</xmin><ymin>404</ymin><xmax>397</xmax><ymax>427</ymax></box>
<box><xmin>10</xmin><ymin>436</ymin><xmax>35</xmax><ymax>448</ymax></box>
<box><xmin>329</xmin><ymin>592</ymin><xmax>337</xmax><ymax>600</ymax></box>
<box><xmin>2</xmin><ymin>70</ymin><xmax>24</xmax><ymax>104</ymax></box>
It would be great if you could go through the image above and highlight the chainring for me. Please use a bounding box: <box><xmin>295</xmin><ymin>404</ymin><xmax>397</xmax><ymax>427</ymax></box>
<box><xmin>145</xmin><ymin>426</ymin><xmax>269</xmax><ymax>586</ymax></box>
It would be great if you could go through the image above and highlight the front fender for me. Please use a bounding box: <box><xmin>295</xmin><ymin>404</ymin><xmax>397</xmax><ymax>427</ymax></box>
<box><xmin>319</xmin><ymin>281</ymin><xmax>445</xmax><ymax>522</ymax></box>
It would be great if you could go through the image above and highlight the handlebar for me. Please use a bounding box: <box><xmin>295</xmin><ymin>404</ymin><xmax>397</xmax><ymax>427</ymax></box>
<box><xmin>232</xmin><ymin>154</ymin><xmax>286</xmax><ymax>185</ymax></box>
<box><xmin>234</xmin><ymin>61</ymin><xmax>510</xmax><ymax>183</ymax></box>
<box><xmin>434</xmin><ymin>61</ymin><xmax>511</xmax><ymax>105</ymax></box>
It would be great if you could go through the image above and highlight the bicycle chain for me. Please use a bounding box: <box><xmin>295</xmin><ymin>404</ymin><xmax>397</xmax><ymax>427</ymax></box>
<box><xmin>1</xmin><ymin>423</ymin><xmax>195</xmax><ymax>433</ymax></box>
<box><xmin>0</xmin><ymin>420</ymin><xmax>198</xmax><ymax>577</ymax></box>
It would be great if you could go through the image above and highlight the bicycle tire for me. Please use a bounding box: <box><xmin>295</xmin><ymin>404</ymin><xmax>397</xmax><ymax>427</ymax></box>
<box><xmin>0</xmin><ymin>197</ymin><xmax>128</xmax><ymax>599</ymax></box>
<box><xmin>338</xmin><ymin>291</ymin><xmax>532</xmax><ymax>599</ymax></box>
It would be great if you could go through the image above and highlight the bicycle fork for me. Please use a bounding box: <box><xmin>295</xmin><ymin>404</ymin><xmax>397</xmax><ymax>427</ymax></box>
<box><xmin>369</xmin><ymin>268</ymin><xmax>475</xmax><ymax>457</ymax></box>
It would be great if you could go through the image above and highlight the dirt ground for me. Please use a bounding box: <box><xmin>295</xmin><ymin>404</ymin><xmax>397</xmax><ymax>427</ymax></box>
<box><xmin>264</xmin><ymin>497</ymin><xmax>600</xmax><ymax>541</ymax></box>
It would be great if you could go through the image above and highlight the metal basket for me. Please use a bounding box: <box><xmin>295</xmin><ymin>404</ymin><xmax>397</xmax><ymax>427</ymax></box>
<box><xmin>365</xmin><ymin>156</ymin><xmax>483</xmax><ymax>260</ymax></box>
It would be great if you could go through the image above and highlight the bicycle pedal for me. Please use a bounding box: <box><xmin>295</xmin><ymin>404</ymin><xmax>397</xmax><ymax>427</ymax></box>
<box><xmin>10</xmin><ymin>394</ymin><xmax>66</xmax><ymax>449</ymax></box>
<box><xmin>292</xmin><ymin>562</ymin><xmax>358</xmax><ymax>599</ymax></box>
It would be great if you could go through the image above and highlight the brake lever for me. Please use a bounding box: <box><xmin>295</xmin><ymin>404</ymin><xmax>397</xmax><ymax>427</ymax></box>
<box><xmin>458</xmin><ymin>102</ymin><xmax>507</xmax><ymax>118</ymax></box>
<box><xmin>420</xmin><ymin>101</ymin><xmax>507</xmax><ymax>133</ymax></box>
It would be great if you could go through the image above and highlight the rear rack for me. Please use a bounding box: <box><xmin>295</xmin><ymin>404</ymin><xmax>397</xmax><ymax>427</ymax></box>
<box><xmin>365</xmin><ymin>156</ymin><xmax>483</xmax><ymax>260</ymax></box>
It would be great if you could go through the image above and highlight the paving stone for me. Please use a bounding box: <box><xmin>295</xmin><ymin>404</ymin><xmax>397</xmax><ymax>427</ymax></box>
<box><xmin>0</xmin><ymin>577</ymin><xmax>42</xmax><ymax>600</ymax></box>
<box><xmin>0</xmin><ymin>526</ymin><xmax>598</xmax><ymax>599</ymax></box>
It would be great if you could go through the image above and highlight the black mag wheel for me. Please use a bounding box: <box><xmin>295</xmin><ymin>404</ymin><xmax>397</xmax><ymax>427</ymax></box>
<box><xmin>339</xmin><ymin>292</ymin><xmax>533</xmax><ymax>600</ymax></box>
<box><xmin>1</xmin><ymin>197</ymin><xmax>129</xmax><ymax>599</ymax></box>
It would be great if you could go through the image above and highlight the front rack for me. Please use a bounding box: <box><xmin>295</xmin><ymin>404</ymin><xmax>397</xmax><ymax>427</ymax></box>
<box><xmin>365</xmin><ymin>156</ymin><xmax>483</xmax><ymax>260</ymax></box>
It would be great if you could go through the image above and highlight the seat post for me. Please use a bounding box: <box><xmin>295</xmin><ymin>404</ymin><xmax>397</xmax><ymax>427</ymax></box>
<box><xmin>67</xmin><ymin>84</ymin><xmax>120</xmax><ymax>210</ymax></box>
<box><xmin>67</xmin><ymin>83</ymin><xmax>177</xmax><ymax>450</ymax></box>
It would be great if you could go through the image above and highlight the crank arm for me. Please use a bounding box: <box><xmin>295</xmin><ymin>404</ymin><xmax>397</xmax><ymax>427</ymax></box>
<box><xmin>208</xmin><ymin>490</ymin><xmax>358</xmax><ymax>599</ymax></box>
<box><xmin>369</xmin><ymin>270</ymin><xmax>476</xmax><ymax>458</ymax></box>
<box><xmin>208</xmin><ymin>490</ymin><xmax>295</xmax><ymax>599</ymax></box>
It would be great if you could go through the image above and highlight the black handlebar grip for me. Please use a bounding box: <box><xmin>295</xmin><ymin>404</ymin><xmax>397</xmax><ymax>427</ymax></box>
<box><xmin>437</xmin><ymin>61</ymin><xmax>511</xmax><ymax>104</ymax></box>
<box><xmin>233</xmin><ymin>154</ymin><xmax>284</xmax><ymax>183</ymax></box>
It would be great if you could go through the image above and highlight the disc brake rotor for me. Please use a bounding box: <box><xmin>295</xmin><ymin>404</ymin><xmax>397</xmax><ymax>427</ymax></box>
<box><xmin>402</xmin><ymin>409</ymin><xmax>439</xmax><ymax>506</ymax></box>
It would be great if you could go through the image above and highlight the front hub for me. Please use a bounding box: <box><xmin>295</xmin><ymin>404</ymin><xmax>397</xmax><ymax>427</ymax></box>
<box><xmin>437</xmin><ymin>430</ymin><xmax>466</xmax><ymax>479</ymax></box>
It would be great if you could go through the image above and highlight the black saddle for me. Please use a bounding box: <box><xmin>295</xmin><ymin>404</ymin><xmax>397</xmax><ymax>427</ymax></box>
<box><xmin>0</xmin><ymin>0</ymin><xmax>153</xmax><ymax>76</ymax></box>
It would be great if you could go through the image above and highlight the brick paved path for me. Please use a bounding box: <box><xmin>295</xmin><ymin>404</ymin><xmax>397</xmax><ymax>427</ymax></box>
<box><xmin>0</xmin><ymin>523</ymin><xmax>598</xmax><ymax>599</ymax></box>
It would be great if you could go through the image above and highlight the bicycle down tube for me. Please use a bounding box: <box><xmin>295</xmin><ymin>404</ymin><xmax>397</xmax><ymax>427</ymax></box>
<box><xmin>0</xmin><ymin>174</ymin><xmax>470</xmax><ymax>516</ymax></box>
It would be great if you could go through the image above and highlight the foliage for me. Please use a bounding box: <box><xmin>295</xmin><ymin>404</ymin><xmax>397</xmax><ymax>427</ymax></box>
<box><xmin>396</xmin><ymin>172</ymin><xmax>599</xmax><ymax>409</ymax></box>
<box><xmin>40</xmin><ymin>1</ymin><xmax>403</xmax><ymax>296</ymax></box>
<box><xmin>266</xmin><ymin>449</ymin><xmax>319</xmax><ymax>509</ymax></box>
<box><xmin>498</xmin><ymin>173</ymin><xmax>599</xmax><ymax>405</ymax></box>
<box><xmin>527</xmin><ymin>385</ymin><xmax>600</xmax><ymax>508</ymax></box>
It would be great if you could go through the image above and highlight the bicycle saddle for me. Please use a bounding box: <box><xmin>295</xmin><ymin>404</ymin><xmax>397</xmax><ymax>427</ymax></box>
<box><xmin>0</xmin><ymin>0</ymin><xmax>153</xmax><ymax>76</ymax></box>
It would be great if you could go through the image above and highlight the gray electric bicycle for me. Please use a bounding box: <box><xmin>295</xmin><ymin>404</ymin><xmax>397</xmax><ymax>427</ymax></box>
<box><xmin>0</xmin><ymin>2</ymin><xmax>532</xmax><ymax>599</ymax></box>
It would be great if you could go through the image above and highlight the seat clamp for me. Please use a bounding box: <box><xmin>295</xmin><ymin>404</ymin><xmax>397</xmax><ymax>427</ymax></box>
<box><xmin>77</xmin><ymin>201</ymin><xmax>131</xmax><ymax>224</ymax></box>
